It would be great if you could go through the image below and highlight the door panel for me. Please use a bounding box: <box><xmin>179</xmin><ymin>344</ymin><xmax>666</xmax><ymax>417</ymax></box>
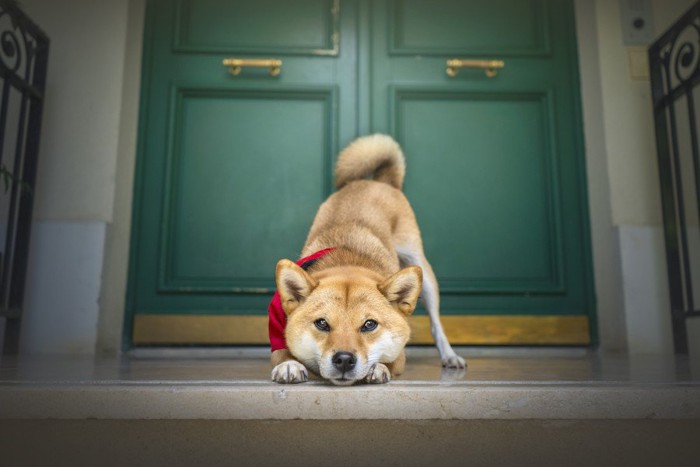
<box><xmin>174</xmin><ymin>0</ymin><xmax>339</xmax><ymax>55</ymax></box>
<box><xmin>394</xmin><ymin>89</ymin><xmax>562</xmax><ymax>293</ymax></box>
<box><xmin>389</xmin><ymin>0</ymin><xmax>550</xmax><ymax>56</ymax></box>
<box><xmin>161</xmin><ymin>88</ymin><xmax>336</xmax><ymax>292</ymax></box>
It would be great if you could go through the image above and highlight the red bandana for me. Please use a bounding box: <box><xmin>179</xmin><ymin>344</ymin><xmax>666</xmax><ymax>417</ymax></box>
<box><xmin>268</xmin><ymin>248</ymin><xmax>335</xmax><ymax>352</ymax></box>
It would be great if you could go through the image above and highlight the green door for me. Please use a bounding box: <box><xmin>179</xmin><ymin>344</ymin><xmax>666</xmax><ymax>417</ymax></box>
<box><xmin>126</xmin><ymin>0</ymin><xmax>595</xmax><ymax>348</ymax></box>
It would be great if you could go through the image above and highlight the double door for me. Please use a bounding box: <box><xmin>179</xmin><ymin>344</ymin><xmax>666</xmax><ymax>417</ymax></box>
<box><xmin>126</xmin><ymin>0</ymin><xmax>595</xmax><ymax>348</ymax></box>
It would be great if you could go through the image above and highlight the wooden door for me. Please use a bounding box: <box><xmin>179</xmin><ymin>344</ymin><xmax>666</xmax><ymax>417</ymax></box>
<box><xmin>369</xmin><ymin>0</ymin><xmax>595</xmax><ymax>344</ymax></box>
<box><xmin>126</xmin><ymin>0</ymin><xmax>594</xmax><ymax>348</ymax></box>
<box><xmin>126</xmin><ymin>0</ymin><xmax>356</xmax><ymax>346</ymax></box>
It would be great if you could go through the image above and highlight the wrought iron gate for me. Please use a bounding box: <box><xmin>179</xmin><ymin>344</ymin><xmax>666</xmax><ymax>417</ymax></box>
<box><xmin>0</xmin><ymin>1</ymin><xmax>49</xmax><ymax>354</ymax></box>
<box><xmin>650</xmin><ymin>1</ymin><xmax>700</xmax><ymax>354</ymax></box>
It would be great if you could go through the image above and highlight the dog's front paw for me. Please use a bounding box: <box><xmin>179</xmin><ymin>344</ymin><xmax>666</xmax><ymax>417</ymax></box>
<box><xmin>441</xmin><ymin>353</ymin><xmax>466</xmax><ymax>369</ymax></box>
<box><xmin>364</xmin><ymin>363</ymin><xmax>391</xmax><ymax>384</ymax></box>
<box><xmin>271</xmin><ymin>360</ymin><xmax>309</xmax><ymax>384</ymax></box>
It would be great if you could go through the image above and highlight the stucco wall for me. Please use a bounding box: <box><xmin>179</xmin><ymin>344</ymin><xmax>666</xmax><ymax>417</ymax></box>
<box><xmin>21</xmin><ymin>0</ymin><xmax>129</xmax><ymax>223</ymax></box>
<box><xmin>17</xmin><ymin>0</ymin><xmax>131</xmax><ymax>353</ymax></box>
<box><xmin>591</xmin><ymin>0</ymin><xmax>695</xmax><ymax>355</ymax></box>
<box><xmin>596</xmin><ymin>0</ymin><xmax>694</xmax><ymax>227</ymax></box>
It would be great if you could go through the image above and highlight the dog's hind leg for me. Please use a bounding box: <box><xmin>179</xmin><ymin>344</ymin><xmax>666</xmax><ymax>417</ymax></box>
<box><xmin>396</xmin><ymin>245</ymin><xmax>466</xmax><ymax>369</ymax></box>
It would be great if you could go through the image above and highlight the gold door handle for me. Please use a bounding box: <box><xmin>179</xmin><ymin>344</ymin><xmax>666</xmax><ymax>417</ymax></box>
<box><xmin>223</xmin><ymin>58</ymin><xmax>282</xmax><ymax>77</ymax></box>
<box><xmin>446</xmin><ymin>59</ymin><xmax>505</xmax><ymax>78</ymax></box>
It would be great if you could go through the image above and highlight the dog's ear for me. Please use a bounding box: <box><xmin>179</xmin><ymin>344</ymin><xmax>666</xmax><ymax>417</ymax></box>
<box><xmin>378</xmin><ymin>266</ymin><xmax>423</xmax><ymax>315</ymax></box>
<box><xmin>276</xmin><ymin>259</ymin><xmax>318</xmax><ymax>315</ymax></box>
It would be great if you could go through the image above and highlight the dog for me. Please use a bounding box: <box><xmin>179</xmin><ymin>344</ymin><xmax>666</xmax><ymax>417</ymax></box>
<box><xmin>269</xmin><ymin>134</ymin><xmax>466</xmax><ymax>385</ymax></box>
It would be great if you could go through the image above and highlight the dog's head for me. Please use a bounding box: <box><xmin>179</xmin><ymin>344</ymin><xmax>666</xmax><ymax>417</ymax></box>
<box><xmin>275</xmin><ymin>260</ymin><xmax>422</xmax><ymax>386</ymax></box>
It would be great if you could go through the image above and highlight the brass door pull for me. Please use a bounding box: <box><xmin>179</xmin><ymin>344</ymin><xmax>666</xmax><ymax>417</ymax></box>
<box><xmin>446</xmin><ymin>59</ymin><xmax>505</xmax><ymax>78</ymax></box>
<box><xmin>223</xmin><ymin>58</ymin><xmax>282</xmax><ymax>77</ymax></box>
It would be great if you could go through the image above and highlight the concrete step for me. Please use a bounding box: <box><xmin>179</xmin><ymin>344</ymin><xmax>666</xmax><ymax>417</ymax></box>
<box><xmin>1</xmin><ymin>350</ymin><xmax>699</xmax><ymax>466</ymax></box>
<box><xmin>2</xmin><ymin>379</ymin><xmax>700</xmax><ymax>420</ymax></box>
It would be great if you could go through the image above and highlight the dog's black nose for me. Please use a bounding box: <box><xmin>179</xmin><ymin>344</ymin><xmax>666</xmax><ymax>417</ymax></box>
<box><xmin>332</xmin><ymin>352</ymin><xmax>356</xmax><ymax>373</ymax></box>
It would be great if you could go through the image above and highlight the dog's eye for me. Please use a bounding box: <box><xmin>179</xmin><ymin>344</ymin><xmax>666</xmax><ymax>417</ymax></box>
<box><xmin>314</xmin><ymin>318</ymin><xmax>330</xmax><ymax>332</ymax></box>
<box><xmin>361</xmin><ymin>319</ymin><xmax>378</xmax><ymax>332</ymax></box>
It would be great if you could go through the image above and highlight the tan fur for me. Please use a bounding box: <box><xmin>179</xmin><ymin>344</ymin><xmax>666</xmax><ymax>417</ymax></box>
<box><xmin>271</xmin><ymin>134</ymin><xmax>465</xmax><ymax>386</ymax></box>
<box><xmin>335</xmin><ymin>133</ymin><xmax>405</xmax><ymax>189</ymax></box>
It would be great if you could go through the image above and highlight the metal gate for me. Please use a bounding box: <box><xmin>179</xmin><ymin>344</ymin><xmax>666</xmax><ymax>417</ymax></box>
<box><xmin>0</xmin><ymin>0</ymin><xmax>49</xmax><ymax>354</ymax></box>
<box><xmin>650</xmin><ymin>1</ymin><xmax>700</xmax><ymax>354</ymax></box>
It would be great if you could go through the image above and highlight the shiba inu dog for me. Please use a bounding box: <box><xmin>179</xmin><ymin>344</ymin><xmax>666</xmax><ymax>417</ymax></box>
<box><xmin>270</xmin><ymin>134</ymin><xmax>466</xmax><ymax>385</ymax></box>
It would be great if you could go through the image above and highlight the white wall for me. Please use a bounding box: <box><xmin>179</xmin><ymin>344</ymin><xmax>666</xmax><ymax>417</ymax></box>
<box><xmin>97</xmin><ymin>0</ymin><xmax>145</xmax><ymax>354</ymax></box>
<box><xmin>15</xmin><ymin>0</ymin><xmax>695</xmax><ymax>355</ymax></box>
<box><xmin>596</xmin><ymin>0</ymin><xmax>667</xmax><ymax>354</ymax></box>
<box><xmin>575</xmin><ymin>0</ymin><xmax>628</xmax><ymax>353</ymax></box>
<box><xmin>18</xmin><ymin>0</ymin><xmax>131</xmax><ymax>353</ymax></box>
<box><xmin>22</xmin><ymin>0</ymin><xmax>128</xmax><ymax>222</ymax></box>
<box><xmin>586</xmin><ymin>0</ymin><xmax>695</xmax><ymax>355</ymax></box>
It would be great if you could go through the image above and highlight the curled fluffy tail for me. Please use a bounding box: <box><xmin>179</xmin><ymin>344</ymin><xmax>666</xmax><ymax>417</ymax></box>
<box><xmin>335</xmin><ymin>134</ymin><xmax>406</xmax><ymax>190</ymax></box>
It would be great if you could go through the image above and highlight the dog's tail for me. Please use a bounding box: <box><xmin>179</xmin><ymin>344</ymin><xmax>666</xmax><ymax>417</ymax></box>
<box><xmin>335</xmin><ymin>134</ymin><xmax>406</xmax><ymax>190</ymax></box>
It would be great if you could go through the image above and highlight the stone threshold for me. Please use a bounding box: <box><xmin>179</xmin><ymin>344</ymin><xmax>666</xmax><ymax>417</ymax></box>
<box><xmin>2</xmin><ymin>351</ymin><xmax>699</xmax><ymax>421</ymax></box>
